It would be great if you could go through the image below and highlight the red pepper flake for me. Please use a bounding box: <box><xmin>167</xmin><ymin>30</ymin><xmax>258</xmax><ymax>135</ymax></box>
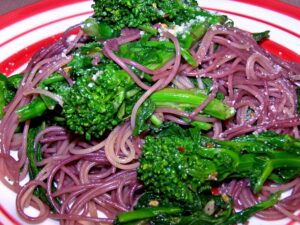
<box><xmin>211</xmin><ymin>187</ymin><xmax>219</xmax><ymax>195</ymax></box>
<box><xmin>178</xmin><ymin>146</ymin><xmax>185</xmax><ymax>152</ymax></box>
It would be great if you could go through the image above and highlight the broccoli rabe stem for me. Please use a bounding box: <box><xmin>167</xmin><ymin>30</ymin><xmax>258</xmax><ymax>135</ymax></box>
<box><xmin>223</xmin><ymin>192</ymin><xmax>280</xmax><ymax>225</ymax></box>
<box><xmin>115</xmin><ymin>207</ymin><xmax>182</xmax><ymax>224</ymax></box>
<box><xmin>16</xmin><ymin>97</ymin><xmax>48</xmax><ymax>122</ymax></box>
<box><xmin>114</xmin><ymin>192</ymin><xmax>280</xmax><ymax>225</ymax></box>
<box><xmin>137</xmin><ymin>25</ymin><xmax>158</xmax><ymax>35</ymax></box>
<box><xmin>16</xmin><ymin>73</ymin><xmax>67</xmax><ymax>122</ymax></box>
<box><xmin>0</xmin><ymin>73</ymin><xmax>22</xmax><ymax>118</ymax></box>
<box><xmin>235</xmin><ymin>153</ymin><xmax>300</xmax><ymax>192</ymax></box>
<box><xmin>178</xmin><ymin>20</ymin><xmax>209</xmax><ymax>50</ymax></box>
<box><xmin>177</xmin><ymin>193</ymin><xmax>279</xmax><ymax>225</ymax></box>
<box><xmin>190</xmin><ymin>120</ymin><xmax>212</xmax><ymax>130</ymax></box>
<box><xmin>149</xmin><ymin>114</ymin><xmax>163</xmax><ymax>127</ymax></box>
<box><xmin>90</xmin><ymin>0</ymin><xmax>228</xmax><ymax>38</ymax></box>
<box><xmin>150</xmin><ymin>88</ymin><xmax>235</xmax><ymax>120</ymax></box>
<box><xmin>216</xmin><ymin>131</ymin><xmax>300</xmax><ymax>155</ymax></box>
<box><xmin>253</xmin><ymin>152</ymin><xmax>300</xmax><ymax>193</ymax></box>
<box><xmin>134</xmin><ymin>88</ymin><xmax>231</xmax><ymax>135</ymax></box>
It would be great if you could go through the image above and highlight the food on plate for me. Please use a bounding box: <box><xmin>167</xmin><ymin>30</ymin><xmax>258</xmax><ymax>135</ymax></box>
<box><xmin>0</xmin><ymin>0</ymin><xmax>300</xmax><ymax>224</ymax></box>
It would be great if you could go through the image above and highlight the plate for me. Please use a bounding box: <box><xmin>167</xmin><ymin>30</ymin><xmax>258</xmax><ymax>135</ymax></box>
<box><xmin>0</xmin><ymin>0</ymin><xmax>299</xmax><ymax>224</ymax></box>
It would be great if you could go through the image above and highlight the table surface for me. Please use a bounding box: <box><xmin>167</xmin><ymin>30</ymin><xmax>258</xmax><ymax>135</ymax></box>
<box><xmin>0</xmin><ymin>0</ymin><xmax>299</xmax><ymax>15</ymax></box>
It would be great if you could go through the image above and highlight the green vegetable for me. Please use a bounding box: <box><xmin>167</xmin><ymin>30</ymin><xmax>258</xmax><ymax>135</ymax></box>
<box><xmin>223</xmin><ymin>192</ymin><xmax>280</xmax><ymax>225</ymax></box>
<box><xmin>215</xmin><ymin>131</ymin><xmax>300</xmax><ymax>155</ymax></box>
<box><xmin>18</xmin><ymin>40</ymin><xmax>234</xmax><ymax>140</ymax></box>
<box><xmin>133</xmin><ymin>99</ymin><xmax>156</xmax><ymax>136</ymax></box>
<box><xmin>90</xmin><ymin>1</ymin><xmax>228</xmax><ymax>67</ymax></box>
<box><xmin>117</xmin><ymin>39</ymin><xmax>198</xmax><ymax>69</ymax></box>
<box><xmin>68</xmin><ymin>42</ymin><xmax>103</xmax><ymax>78</ymax></box>
<box><xmin>201</xmin><ymin>77</ymin><xmax>225</xmax><ymax>100</ymax></box>
<box><xmin>26</xmin><ymin>121</ymin><xmax>56</xmax><ymax>209</ymax></box>
<box><xmin>117</xmin><ymin>40</ymin><xmax>175</xmax><ymax>70</ymax></box>
<box><xmin>16</xmin><ymin>98</ymin><xmax>48</xmax><ymax>122</ymax></box>
<box><xmin>138</xmin><ymin>124</ymin><xmax>300</xmax><ymax>203</ymax></box>
<box><xmin>115</xmin><ymin>207</ymin><xmax>182</xmax><ymax>224</ymax></box>
<box><xmin>87</xmin><ymin>0</ymin><xmax>228</xmax><ymax>42</ymax></box>
<box><xmin>0</xmin><ymin>73</ymin><xmax>22</xmax><ymax>118</ymax></box>
<box><xmin>91</xmin><ymin>0</ymin><xmax>217</xmax><ymax>32</ymax></box>
<box><xmin>252</xmin><ymin>30</ymin><xmax>270</xmax><ymax>42</ymax></box>
<box><xmin>63</xmin><ymin>61</ymin><xmax>142</xmax><ymax>140</ymax></box>
<box><xmin>16</xmin><ymin>43</ymin><xmax>143</xmax><ymax>140</ymax></box>
<box><xmin>114</xmin><ymin>191</ymin><xmax>280</xmax><ymax>225</ymax></box>
<box><xmin>133</xmin><ymin>88</ymin><xmax>234</xmax><ymax>135</ymax></box>
<box><xmin>82</xmin><ymin>17</ymin><xmax>120</xmax><ymax>40</ymax></box>
<box><xmin>150</xmin><ymin>88</ymin><xmax>234</xmax><ymax>120</ymax></box>
<box><xmin>16</xmin><ymin>72</ymin><xmax>71</xmax><ymax>121</ymax></box>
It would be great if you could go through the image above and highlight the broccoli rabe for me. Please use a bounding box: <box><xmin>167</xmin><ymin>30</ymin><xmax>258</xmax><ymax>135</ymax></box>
<box><xmin>138</xmin><ymin>124</ymin><xmax>300</xmax><ymax>203</ymax></box>
<box><xmin>114</xmin><ymin>191</ymin><xmax>280</xmax><ymax>225</ymax></box>
<box><xmin>91</xmin><ymin>0</ymin><xmax>198</xmax><ymax>32</ymax></box>
<box><xmin>133</xmin><ymin>88</ymin><xmax>235</xmax><ymax>135</ymax></box>
<box><xmin>16</xmin><ymin>40</ymin><xmax>235</xmax><ymax>140</ymax></box>
<box><xmin>84</xmin><ymin>0</ymin><xmax>228</xmax><ymax>41</ymax></box>
<box><xmin>117</xmin><ymin>38</ymin><xmax>198</xmax><ymax>69</ymax></box>
<box><xmin>16</xmin><ymin>72</ymin><xmax>70</xmax><ymax>122</ymax></box>
<box><xmin>150</xmin><ymin>88</ymin><xmax>234</xmax><ymax>120</ymax></box>
<box><xmin>215</xmin><ymin>131</ymin><xmax>300</xmax><ymax>155</ymax></box>
<box><xmin>252</xmin><ymin>30</ymin><xmax>270</xmax><ymax>42</ymax></box>
<box><xmin>63</xmin><ymin>59</ymin><xmax>142</xmax><ymax>140</ymax></box>
<box><xmin>0</xmin><ymin>73</ymin><xmax>22</xmax><ymax>118</ymax></box>
<box><xmin>117</xmin><ymin>40</ymin><xmax>176</xmax><ymax>70</ymax></box>
<box><xmin>16</xmin><ymin>43</ymin><xmax>143</xmax><ymax>140</ymax></box>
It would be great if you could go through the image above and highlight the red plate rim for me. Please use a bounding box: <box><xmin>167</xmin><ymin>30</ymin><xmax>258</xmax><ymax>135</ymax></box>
<box><xmin>0</xmin><ymin>0</ymin><xmax>89</xmax><ymax>30</ymax></box>
<box><xmin>233</xmin><ymin>0</ymin><xmax>300</xmax><ymax>20</ymax></box>
<box><xmin>0</xmin><ymin>0</ymin><xmax>300</xmax><ymax>30</ymax></box>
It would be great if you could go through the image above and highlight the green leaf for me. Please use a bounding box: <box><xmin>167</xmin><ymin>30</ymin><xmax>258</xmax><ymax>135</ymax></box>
<box><xmin>0</xmin><ymin>73</ymin><xmax>22</xmax><ymax>118</ymax></box>
<box><xmin>117</xmin><ymin>40</ymin><xmax>175</xmax><ymax>70</ymax></box>
<box><xmin>252</xmin><ymin>30</ymin><xmax>270</xmax><ymax>42</ymax></box>
<box><xmin>82</xmin><ymin>17</ymin><xmax>120</xmax><ymax>40</ymax></box>
<box><xmin>27</xmin><ymin>121</ymin><xmax>56</xmax><ymax>210</ymax></box>
<box><xmin>133</xmin><ymin>99</ymin><xmax>156</xmax><ymax>136</ymax></box>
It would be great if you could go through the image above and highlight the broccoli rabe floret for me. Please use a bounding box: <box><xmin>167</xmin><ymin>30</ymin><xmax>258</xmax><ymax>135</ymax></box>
<box><xmin>91</xmin><ymin>0</ymin><xmax>199</xmax><ymax>32</ymax></box>
<box><xmin>138</xmin><ymin>124</ymin><xmax>300</xmax><ymax>203</ymax></box>
<box><xmin>84</xmin><ymin>0</ymin><xmax>228</xmax><ymax>41</ymax></box>
<box><xmin>16</xmin><ymin>43</ymin><xmax>143</xmax><ymax>140</ymax></box>
<box><xmin>63</xmin><ymin>60</ymin><xmax>142</xmax><ymax>140</ymax></box>
<box><xmin>68</xmin><ymin>42</ymin><xmax>103</xmax><ymax>78</ymax></box>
